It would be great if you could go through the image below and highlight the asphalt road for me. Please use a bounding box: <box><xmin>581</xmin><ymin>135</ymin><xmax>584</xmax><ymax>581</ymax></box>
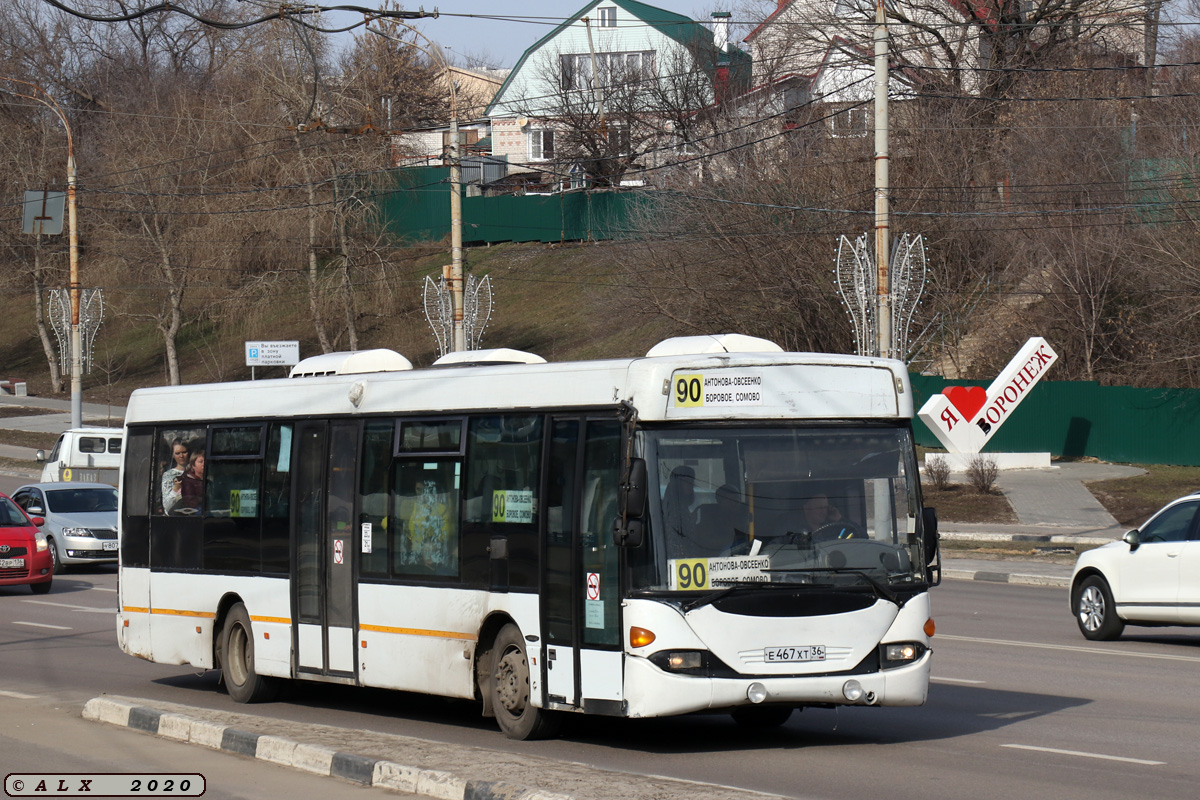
<box><xmin>3</xmin><ymin>562</ymin><xmax>1200</xmax><ymax>800</ymax></box>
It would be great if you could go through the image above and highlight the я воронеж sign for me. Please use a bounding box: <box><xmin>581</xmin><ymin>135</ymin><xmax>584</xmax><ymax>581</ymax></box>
<box><xmin>917</xmin><ymin>337</ymin><xmax>1057</xmax><ymax>454</ymax></box>
<box><xmin>244</xmin><ymin>341</ymin><xmax>300</xmax><ymax>367</ymax></box>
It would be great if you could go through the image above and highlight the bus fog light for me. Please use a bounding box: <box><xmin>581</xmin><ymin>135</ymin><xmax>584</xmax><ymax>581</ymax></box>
<box><xmin>667</xmin><ymin>652</ymin><xmax>701</xmax><ymax>670</ymax></box>
<box><xmin>842</xmin><ymin>680</ymin><xmax>864</xmax><ymax>702</ymax></box>
<box><xmin>747</xmin><ymin>683</ymin><xmax>768</xmax><ymax>704</ymax></box>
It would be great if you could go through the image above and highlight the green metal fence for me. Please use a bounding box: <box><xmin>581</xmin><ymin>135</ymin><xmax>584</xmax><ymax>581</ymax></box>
<box><xmin>911</xmin><ymin>374</ymin><xmax>1200</xmax><ymax>466</ymax></box>
<box><xmin>376</xmin><ymin>167</ymin><xmax>648</xmax><ymax>244</ymax></box>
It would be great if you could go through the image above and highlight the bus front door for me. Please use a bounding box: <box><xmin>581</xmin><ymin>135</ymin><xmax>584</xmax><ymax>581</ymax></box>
<box><xmin>542</xmin><ymin>419</ymin><xmax>624</xmax><ymax>714</ymax></box>
<box><xmin>292</xmin><ymin>420</ymin><xmax>359</xmax><ymax>680</ymax></box>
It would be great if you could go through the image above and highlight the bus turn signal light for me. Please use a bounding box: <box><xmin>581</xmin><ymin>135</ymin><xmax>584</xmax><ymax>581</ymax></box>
<box><xmin>924</xmin><ymin>618</ymin><xmax>936</xmax><ymax>637</ymax></box>
<box><xmin>629</xmin><ymin>627</ymin><xmax>656</xmax><ymax>648</ymax></box>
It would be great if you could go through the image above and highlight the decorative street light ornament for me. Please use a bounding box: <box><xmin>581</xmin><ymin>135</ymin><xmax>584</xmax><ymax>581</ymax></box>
<box><xmin>48</xmin><ymin>288</ymin><xmax>103</xmax><ymax>374</ymax></box>
<box><xmin>423</xmin><ymin>271</ymin><xmax>493</xmax><ymax>358</ymax></box>
<box><xmin>835</xmin><ymin>232</ymin><xmax>926</xmax><ymax>361</ymax></box>
<box><xmin>917</xmin><ymin>337</ymin><xmax>1058</xmax><ymax>454</ymax></box>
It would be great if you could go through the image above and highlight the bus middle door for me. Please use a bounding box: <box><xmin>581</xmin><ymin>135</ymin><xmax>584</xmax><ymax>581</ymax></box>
<box><xmin>293</xmin><ymin>420</ymin><xmax>360</xmax><ymax>680</ymax></box>
<box><xmin>542</xmin><ymin>418</ymin><xmax>624</xmax><ymax>715</ymax></box>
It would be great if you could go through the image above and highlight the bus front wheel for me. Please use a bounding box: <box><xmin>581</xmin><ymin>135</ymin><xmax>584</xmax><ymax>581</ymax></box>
<box><xmin>220</xmin><ymin>603</ymin><xmax>279</xmax><ymax>703</ymax></box>
<box><xmin>490</xmin><ymin>624</ymin><xmax>559</xmax><ymax>740</ymax></box>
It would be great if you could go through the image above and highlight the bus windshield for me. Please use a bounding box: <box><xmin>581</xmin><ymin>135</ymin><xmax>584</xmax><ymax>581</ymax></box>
<box><xmin>631</xmin><ymin>426</ymin><xmax>928</xmax><ymax>592</ymax></box>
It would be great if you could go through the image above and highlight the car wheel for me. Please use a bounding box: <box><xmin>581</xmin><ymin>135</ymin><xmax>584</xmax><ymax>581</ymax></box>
<box><xmin>47</xmin><ymin>537</ymin><xmax>63</xmax><ymax>574</ymax></box>
<box><xmin>30</xmin><ymin>579</ymin><xmax>52</xmax><ymax>595</ymax></box>
<box><xmin>1076</xmin><ymin>575</ymin><xmax>1124</xmax><ymax>641</ymax></box>
<box><xmin>490</xmin><ymin>623</ymin><xmax>560</xmax><ymax>740</ymax></box>
<box><xmin>731</xmin><ymin>706</ymin><xmax>794</xmax><ymax>727</ymax></box>
<box><xmin>220</xmin><ymin>603</ymin><xmax>278</xmax><ymax>703</ymax></box>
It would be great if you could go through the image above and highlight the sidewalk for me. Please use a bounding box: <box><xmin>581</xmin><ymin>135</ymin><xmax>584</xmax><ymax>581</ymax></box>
<box><xmin>83</xmin><ymin>695</ymin><xmax>782</xmax><ymax>800</ymax></box>
<box><xmin>0</xmin><ymin>394</ymin><xmax>125</xmax><ymax>472</ymax></box>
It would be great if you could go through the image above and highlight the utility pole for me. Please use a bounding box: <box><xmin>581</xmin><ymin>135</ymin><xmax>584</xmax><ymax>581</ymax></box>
<box><xmin>873</xmin><ymin>0</ymin><xmax>892</xmax><ymax>360</ymax></box>
<box><xmin>448</xmin><ymin>74</ymin><xmax>465</xmax><ymax>352</ymax></box>
<box><xmin>3</xmin><ymin>78</ymin><xmax>83</xmax><ymax>427</ymax></box>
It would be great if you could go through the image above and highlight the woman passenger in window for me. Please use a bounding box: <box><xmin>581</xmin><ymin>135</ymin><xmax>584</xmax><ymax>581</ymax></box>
<box><xmin>161</xmin><ymin>438</ymin><xmax>188</xmax><ymax>514</ymax></box>
<box><xmin>177</xmin><ymin>450</ymin><xmax>206</xmax><ymax>515</ymax></box>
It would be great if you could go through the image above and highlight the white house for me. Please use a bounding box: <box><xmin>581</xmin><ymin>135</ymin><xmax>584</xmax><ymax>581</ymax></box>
<box><xmin>485</xmin><ymin>0</ymin><xmax>749</xmax><ymax>185</ymax></box>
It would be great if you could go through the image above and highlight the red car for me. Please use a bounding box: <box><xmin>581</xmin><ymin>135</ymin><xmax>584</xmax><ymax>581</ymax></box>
<box><xmin>0</xmin><ymin>491</ymin><xmax>53</xmax><ymax>594</ymax></box>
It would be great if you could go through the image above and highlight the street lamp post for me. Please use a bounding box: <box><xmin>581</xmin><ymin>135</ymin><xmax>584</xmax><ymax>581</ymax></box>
<box><xmin>2</xmin><ymin>78</ymin><xmax>83</xmax><ymax>428</ymax></box>
<box><xmin>368</xmin><ymin>24</ymin><xmax>466</xmax><ymax>352</ymax></box>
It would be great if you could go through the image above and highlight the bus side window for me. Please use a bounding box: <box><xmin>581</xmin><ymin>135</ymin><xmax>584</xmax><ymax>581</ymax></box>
<box><xmin>465</xmin><ymin>415</ymin><xmax>542</xmax><ymax>588</ymax></box>
<box><xmin>392</xmin><ymin>460</ymin><xmax>460</xmax><ymax>577</ymax></box>
<box><xmin>261</xmin><ymin>423</ymin><xmax>292</xmax><ymax>574</ymax></box>
<box><xmin>360</xmin><ymin>420</ymin><xmax>394</xmax><ymax>577</ymax></box>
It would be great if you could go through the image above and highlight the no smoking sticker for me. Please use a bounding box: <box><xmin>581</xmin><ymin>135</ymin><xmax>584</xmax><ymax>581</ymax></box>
<box><xmin>586</xmin><ymin>572</ymin><xmax>600</xmax><ymax>600</ymax></box>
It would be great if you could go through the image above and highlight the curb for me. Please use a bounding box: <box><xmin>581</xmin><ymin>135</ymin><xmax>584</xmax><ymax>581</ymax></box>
<box><xmin>942</xmin><ymin>567</ymin><xmax>1069</xmax><ymax>588</ymax></box>
<box><xmin>941</xmin><ymin>531</ymin><xmax>1113</xmax><ymax>547</ymax></box>
<box><xmin>83</xmin><ymin>697</ymin><xmax>572</xmax><ymax>800</ymax></box>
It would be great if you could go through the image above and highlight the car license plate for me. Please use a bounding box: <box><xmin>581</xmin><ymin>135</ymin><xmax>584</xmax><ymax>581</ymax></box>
<box><xmin>764</xmin><ymin>645</ymin><xmax>826</xmax><ymax>663</ymax></box>
<box><xmin>0</xmin><ymin>558</ymin><xmax>25</xmax><ymax>568</ymax></box>
<box><xmin>102</xmin><ymin>541</ymin><xmax>118</xmax><ymax>551</ymax></box>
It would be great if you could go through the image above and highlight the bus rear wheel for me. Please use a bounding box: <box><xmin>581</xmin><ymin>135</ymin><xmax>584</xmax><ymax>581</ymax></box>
<box><xmin>220</xmin><ymin>603</ymin><xmax>278</xmax><ymax>703</ymax></box>
<box><xmin>490</xmin><ymin>624</ymin><xmax>559</xmax><ymax>740</ymax></box>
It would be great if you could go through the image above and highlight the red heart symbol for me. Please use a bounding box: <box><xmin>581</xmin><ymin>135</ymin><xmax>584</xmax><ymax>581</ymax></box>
<box><xmin>943</xmin><ymin>386</ymin><xmax>987</xmax><ymax>421</ymax></box>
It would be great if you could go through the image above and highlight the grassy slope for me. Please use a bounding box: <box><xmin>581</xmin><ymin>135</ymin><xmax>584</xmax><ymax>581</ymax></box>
<box><xmin>0</xmin><ymin>240</ymin><xmax>672</xmax><ymax>405</ymax></box>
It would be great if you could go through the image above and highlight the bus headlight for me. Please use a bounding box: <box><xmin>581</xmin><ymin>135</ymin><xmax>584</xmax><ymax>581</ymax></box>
<box><xmin>882</xmin><ymin>641</ymin><xmax>927</xmax><ymax>668</ymax></box>
<box><xmin>648</xmin><ymin>650</ymin><xmax>709</xmax><ymax>675</ymax></box>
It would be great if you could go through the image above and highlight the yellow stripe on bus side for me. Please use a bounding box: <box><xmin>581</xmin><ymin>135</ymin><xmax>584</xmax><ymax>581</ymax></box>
<box><xmin>359</xmin><ymin>623</ymin><xmax>477</xmax><ymax>642</ymax></box>
<box><xmin>122</xmin><ymin>608</ymin><xmax>289</xmax><ymax>624</ymax></box>
<box><xmin>151</xmin><ymin>608</ymin><xmax>217</xmax><ymax>619</ymax></box>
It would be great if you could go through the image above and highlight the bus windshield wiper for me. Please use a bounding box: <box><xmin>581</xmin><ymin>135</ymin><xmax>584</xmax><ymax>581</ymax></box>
<box><xmin>764</xmin><ymin>567</ymin><xmax>902</xmax><ymax>606</ymax></box>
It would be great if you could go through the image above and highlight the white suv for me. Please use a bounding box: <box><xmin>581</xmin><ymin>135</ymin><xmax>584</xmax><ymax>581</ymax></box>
<box><xmin>1071</xmin><ymin>492</ymin><xmax>1200</xmax><ymax>640</ymax></box>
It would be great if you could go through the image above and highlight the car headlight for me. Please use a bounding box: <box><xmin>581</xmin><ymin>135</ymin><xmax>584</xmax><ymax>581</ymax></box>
<box><xmin>35</xmin><ymin>534</ymin><xmax>49</xmax><ymax>552</ymax></box>
<box><xmin>61</xmin><ymin>527</ymin><xmax>94</xmax><ymax>538</ymax></box>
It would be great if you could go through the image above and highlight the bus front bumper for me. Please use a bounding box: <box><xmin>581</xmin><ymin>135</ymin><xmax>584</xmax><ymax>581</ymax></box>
<box><xmin>622</xmin><ymin>650</ymin><xmax>931</xmax><ymax>718</ymax></box>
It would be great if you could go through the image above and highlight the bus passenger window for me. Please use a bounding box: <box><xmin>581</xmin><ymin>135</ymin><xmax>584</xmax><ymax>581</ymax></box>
<box><xmin>465</xmin><ymin>415</ymin><xmax>542</xmax><ymax>524</ymax></box>
<box><xmin>359</xmin><ymin>420</ymin><xmax>394</xmax><ymax>577</ymax></box>
<box><xmin>393</xmin><ymin>461</ymin><xmax>460</xmax><ymax>576</ymax></box>
<box><xmin>157</xmin><ymin>427</ymin><xmax>206</xmax><ymax>515</ymax></box>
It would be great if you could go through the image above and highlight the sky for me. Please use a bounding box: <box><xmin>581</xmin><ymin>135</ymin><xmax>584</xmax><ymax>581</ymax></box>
<box><xmin>331</xmin><ymin>2</ymin><xmax>720</xmax><ymax>68</ymax></box>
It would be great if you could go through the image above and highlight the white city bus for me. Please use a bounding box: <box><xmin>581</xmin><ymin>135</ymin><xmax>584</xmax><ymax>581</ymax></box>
<box><xmin>116</xmin><ymin>334</ymin><xmax>940</xmax><ymax>739</ymax></box>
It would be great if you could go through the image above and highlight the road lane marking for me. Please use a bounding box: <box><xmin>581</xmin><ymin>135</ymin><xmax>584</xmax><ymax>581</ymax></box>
<box><xmin>12</xmin><ymin>621</ymin><xmax>72</xmax><ymax>630</ymax></box>
<box><xmin>22</xmin><ymin>600</ymin><xmax>115</xmax><ymax>613</ymax></box>
<box><xmin>0</xmin><ymin>690</ymin><xmax>37</xmax><ymax>699</ymax></box>
<box><xmin>939</xmin><ymin>634</ymin><xmax>1200</xmax><ymax>663</ymax></box>
<box><xmin>931</xmin><ymin>676</ymin><xmax>986</xmax><ymax>684</ymax></box>
<box><xmin>93</xmin><ymin>587</ymin><xmax>117</xmax><ymax>593</ymax></box>
<box><xmin>1002</xmin><ymin>744</ymin><xmax>1165</xmax><ymax>766</ymax></box>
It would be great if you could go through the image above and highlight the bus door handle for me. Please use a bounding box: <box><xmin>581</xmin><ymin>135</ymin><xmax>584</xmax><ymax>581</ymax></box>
<box><xmin>488</xmin><ymin>535</ymin><xmax>508</xmax><ymax>560</ymax></box>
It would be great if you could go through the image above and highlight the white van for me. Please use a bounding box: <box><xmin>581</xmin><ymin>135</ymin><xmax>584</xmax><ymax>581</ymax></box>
<box><xmin>36</xmin><ymin>427</ymin><xmax>124</xmax><ymax>485</ymax></box>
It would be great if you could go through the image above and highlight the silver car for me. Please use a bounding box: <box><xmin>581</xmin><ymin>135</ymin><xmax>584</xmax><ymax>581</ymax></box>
<box><xmin>11</xmin><ymin>482</ymin><xmax>119</xmax><ymax>571</ymax></box>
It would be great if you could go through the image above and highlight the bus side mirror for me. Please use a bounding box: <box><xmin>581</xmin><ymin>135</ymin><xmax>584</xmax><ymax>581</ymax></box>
<box><xmin>619</xmin><ymin>458</ymin><xmax>648</xmax><ymax>519</ymax></box>
<box><xmin>922</xmin><ymin>507</ymin><xmax>939</xmax><ymax>566</ymax></box>
<box><xmin>613</xmin><ymin>517</ymin><xmax>644</xmax><ymax>548</ymax></box>
<box><xmin>36</xmin><ymin>450</ymin><xmax>46</xmax><ymax>463</ymax></box>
